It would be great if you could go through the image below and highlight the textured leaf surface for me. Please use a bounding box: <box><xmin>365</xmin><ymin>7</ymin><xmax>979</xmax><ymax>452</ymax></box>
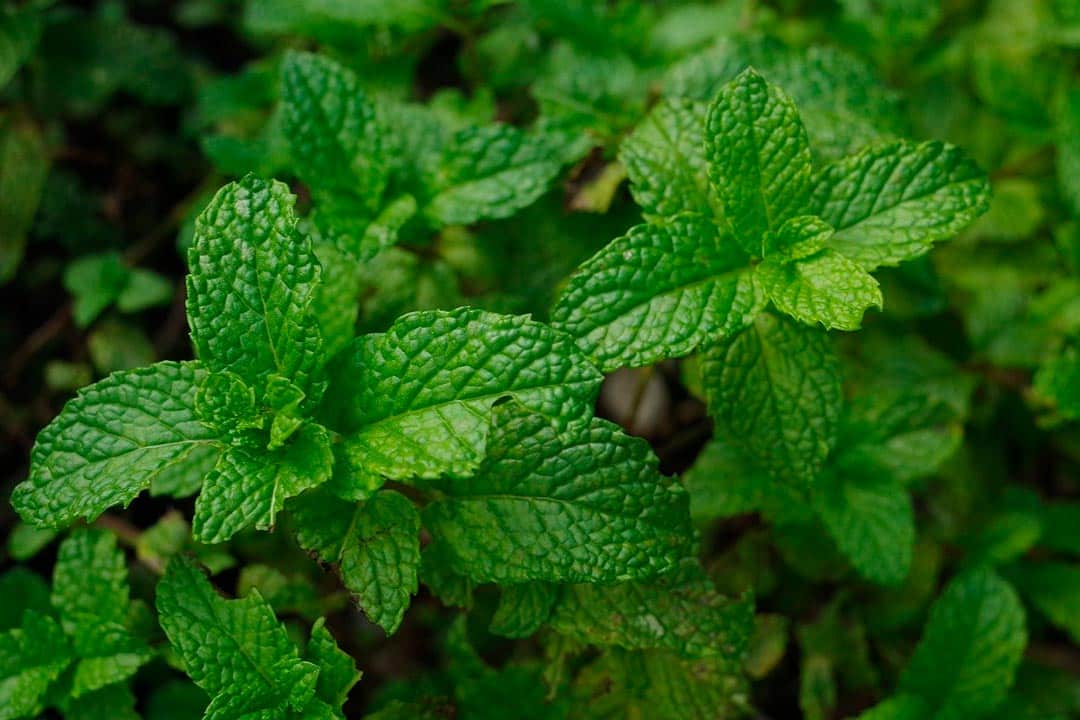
<box><xmin>52</xmin><ymin>530</ymin><xmax>152</xmax><ymax>697</ymax></box>
<box><xmin>899</xmin><ymin>569</ymin><xmax>1026</xmax><ymax>720</ymax></box>
<box><xmin>306</xmin><ymin>618</ymin><xmax>361</xmax><ymax>717</ymax></box>
<box><xmin>424</xmin><ymin>403</ymin><xmax>693</xmax><ymax>584</ymax></box>
<box><xmin>810</xmin><ymin>141</ymin><xmax>990</xmax><ymax>270</ymax></box>
<box><xmin>757</xmin><ymin>249</ymin><xmax>882</xmax><ymax>330</ymax></box>
<box><xmin>193</xmin><ymin>422</ymin><xmax>333</xmax><ymax>543</ymax></box>
<box><xmin>280</xmin><ymin>51</ymin><xmax>387</xmax><ymax>213</ymax></box>
<box><xmin>620</xmin><ymin>100</ymin><xmax>713</xmax><ymax>221</ymax></box>
<box><xmin>156</xmin><ymin>556</ymin><xmax>319</xmax><ymax>720</ymax></box>
<box><xmin>705</xmin><ymin>68</ymin><xmax>812</xmax><ymax>254</ymax></box>
<box><xmin>323</xmin><ymin>308</ymin><xmax>602</xmax><ymax>483</ymax></box>
<box><xmin>811</xmin><ymin>472</ymin><xmax>913</xmax><ymax>585</ymax></box>
<box><xmin>292</xmin><ymin>489</ymin><xmax>420</xmax><ymax>635</ymax></box>
<box><xmin>490</xmin><ymin>583</ymin><xmax>558</xmax><ymax>639</ymax></box>
<box><xmin>550</xmin><ymin>560</ymin><xmax>754</xmax><ymax>658</ymax></box>
<box><xmin>187</xmin><ymin>175</ymin><xmax>323</xmax><ymax>396</ymax></box>
<box><xmin>550</xmin><ymin>215</ymin><xmax>760</xmax><ymax>371</ymax></box>
<box><xmin>0</xmin><ymin>611</ymin><xmax>71</xmax><ymax>720</ymax></box>
<box><xmin>13</xmin><ymin>361</ymin><xmax>218</xmax><ymax>528</ymax></box>
<box><xmin>701</xmin><ymin>313</ymin><xmax>842</xmax><ymax>484</ymax></box>
<box><xmin>423</xmin><ymin>124</ymin><xmax>561</xmax><ymax>226</ymax></box>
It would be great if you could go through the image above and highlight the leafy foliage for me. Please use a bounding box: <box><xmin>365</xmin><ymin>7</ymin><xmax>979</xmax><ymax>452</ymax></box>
<box><xmin>2</xmin><ymin>2</ymin><xmax>1078</xmax><ymax>719</ymax></box>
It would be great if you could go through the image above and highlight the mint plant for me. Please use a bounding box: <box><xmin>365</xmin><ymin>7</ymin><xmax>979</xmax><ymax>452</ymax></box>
<box><xmin>3</xmin><ymin>3</ymin><xmax>1079</xmax><ymax>719</ymax></box>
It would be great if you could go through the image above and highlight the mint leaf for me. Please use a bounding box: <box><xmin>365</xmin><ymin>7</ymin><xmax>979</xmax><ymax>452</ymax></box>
<box><xmin>619</xmin><ymin>99</ymin><xmax>713</xmax><ymax>221</ymax></box>
<box><xmin>757</xmin><ymin>248</ymin><xmax>883</xmax><ymax>330</ymax></box>
<box><xmin>550</xmin><ymin>561</ymin><xmax>754</xmax><ymax>658</ymax></box>
<box><xmin>0</xmin><ymin>611</ymin><xmax>71</xmax><ymax>720</ymax></box>
<box><xmin>305</xmin><ymin>618</ymin><xmax>361</xmax><ymax>717</ymax></box>
<box><xmin>0</xmin><ymin>5</ymin><xmax>41</xmax><ymax>88</ymax></box>
<box><xmin>571</xmin><ymin>648</ymin><xmax>747</xmax><ymax>720</ymax></box>
<box><xmin>193</xmin><ymin>422</ymin><xmax>333</xmax><ymax>543</ymax></box>
<box><xmin>156</xmin><ymin>556</ymin><xmax>320</xmax><ymax>720</ymax></box>
<box><xmin>1008</xmin><ymin>561</ymin><xmax>1080</xmax><ymax>644</ymax></box>
<box><xmin>490</xmin><ymin>583</ymin><xmax>558</xmax><ymax>639</ymax></box>
<box><xmin>280</xmin><ymin>51</ymin><xmax>387</xmax><ymax>215</ymax></box>
<box><xmin>0</xmin><ymin>115</ymin><xmax>48</xmax><ymax>284</ymax></box>
<box><xmin>424</xmin><ymin>402</ymin><xmax>693</xmax><ymax>584</ymax></box>
<box><xmin>422</xmin><ymin>123</ymin><xmax>561</xmax><ymax>226</ymax></box>
<box><xmin>700</xmin><ymin>313</ymin><xmax>842</xmax><ymax>484</ymax></box>
<box><xmin>899</xmin><ymin>569</ymin><xmax>1026</xmax><ymax>719</ymax></box>
<box><xmin>322</xmin><ymin>308</ymin><xmax>602</xmax><ymax>485</ymax></box>
<box><xmin>705</xmin><ymin>67</ymin><xmax>812</xmax><ymax>255</ymax></box>
<box><xmin>60</xmin><ymin>683</ymin><xmax>140</xmax><ymax>720</ymax></box>
<box><xmin>810</xmin><ymin>141</ymin><xmax>991</xmax><ymax>270</ymax></box>
<box><xmin>811</xmin><ymin>471</ymin><xmax>914</xmax><ymax>585</ymax></box>
<box><xmin>187</xmin><ymin>175</ymin><xmax>324</xmax><ymax>398</ymax></box>
<box><xmin>13</xmin><ymin>361</ymin><xmax>219</xmax><ymax>528</ymax></box>
<box><xmin>291</xmin><ymin>489</ymin><xmax>420</xmax><ymax>635</ymax></box>
<box><xmin>856</xmin><ymin>695</ymin><xmax>929</xmax><ymax>720</ymax></box>
<box><xmin>550</xmin><ymin>214</ymin><xmax>760</xmax><ymax>372</ymax></box>
<box><xmin>763</xmin><ymin>214</ymin><xmax>833</xmax><ymax>259</ymax></box>
<box><xmin>52</xmin><ymin>530</ymin><xmax>152</xmax><ymax>698</ymax></box>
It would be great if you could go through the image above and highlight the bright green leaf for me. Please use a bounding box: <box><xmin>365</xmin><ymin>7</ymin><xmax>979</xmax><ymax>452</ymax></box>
<box><xmin>700</xmin><ymin>313</ymin><xmax>842</xmax><ymax>485</ymax></box>
<box><xmin>899</xmin><ymin>568</ymin><xmax>1026</xmax><ymax>720</ymax></box>
<box><xmin>424</xmin><ymin>403</ymin><xmax>693</xmax><ymax>584</ymax></box>
<box><xmin>13</xmin><ymin>362</ymin><xmax>220</xmax><ymax>528</ymax></box>
<box><xmin>550</xmin><ymin>214</ymin><xmax>760</xmax><ymax>372</ymax></box>
<box><xmin>156</xmin><ymin>556</ymin><xmax>319</xmax><ymax>720</ymax></box>
<box><xmin>705</xmin><ymin>68</ymin><xmax>812</xmax><ymax>255</ymax></box>
<box><xmin>322</xmin><ymin>307</ymin><xmax>602</xmax><ymax>484</ymax></box>
<box><xmin>810</xmin><ymin>141</ymin><xmax>991</xmax><ymax>270</ymax></box>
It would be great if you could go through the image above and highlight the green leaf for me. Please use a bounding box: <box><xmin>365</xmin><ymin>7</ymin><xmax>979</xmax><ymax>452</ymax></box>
<box><xmin>1057</xmin><ymin>87</ymin><xmax>1080</xmax><ymax>216</ymax></box>
<box><xmin>422</xmin><ymin>124</ymin><xmax>561</xmax><ymax>226</ymax></box>
<box><xmin>187</xmin><ymin>175</ymin><xmax>324</xmax><ymax>397</ymax></box>
<box><xmin>1034</xmin><ymin>344</ymin><xmax>1080</xmax><ymax>420</ymax></box>
<box><xmin>291</xmin><ymin>489</ymin><xmax>420</xmax><ymax>635</ymax></box>
<box><xmin>0</xmin><ymin>5</ymin><xmax>42</xmax><ymax>88</ymax></box>
<box><xmin>899</xmin><ymin>569</ymin><xmax>1026</xmax><ymax>720</ymax></box>
<box><xmin>0</xmin><ymin>611</ymin><xmax>72</xmax><ymax>720</ymax></box>
<box><xmin>52</xmin><ymin>530</ymin><xmax>153</xmax><ymax>697</ymax></box>
<box><xmin>762</xmin><ymin>215</ymin><xmax>834</xmax><ymax>260</ymax></box>
<box><xmin>60</xmin><ymin>682</ymin><xmax>140</xmax><ymax>720</ymax></box>
<box><xmin>490</xmin><ymin>583</ymin><xmax>558</xmax><ymax>639</ymax></box>
<box><xmin>700</xmin><ymin>312</ymin><xmax>842</xmax><ymax>485</ymax></box>
<box><xmin>193</xmin><ymin>422</ymin><xmax>333</xmax><ymax>543</ymax></box>
<box><xmin>0</xmin><ymin>116</ymin><xmax>49</xmax><ymax>284</ymax></box>
<box><xmin>280</xmin><ymin>51</ymin><xmax>387</xmax><ymax>214</ymax></box>
<box><xmin>856</xmin><ymin>695</ymin><xmax>930</xmax><ymax>720</ymax></box>
<box><xmin>1008</xmin><ymin>561</ymin><xmax>1080</xmax><ymax>644</ymax></box>
<box><xmin>705</xmin><ymin>68</ymin><xmax>812</xmax><ymax>255</ymax></box>
<box><xmin>424</xmin><ymin>403</ymin><xmax>693</xmax><ymax>584</ymax></box>
<box><xmin>811</xmin><ymin>471</ymin><xmax>914</xmax><ymax>585</ymax></box>
<box><xmin>0</xmin><ymin>569</ymin><xmax>50</xmax><ymax>632</ymax></box>
<box><xmin>757</xmin><ymin>248</ymin><xmax>883</xmax><ymax>330</ymax></box>
<box><xmin>310</xmin><ymin>242</ymin><xmax>360</xmax><ymax>360</ymax></box>
<box><xmin>550</xmin><ymin>214</ymin><xmax>760</xmax><ymax>372</ymax></box>
<box><xmin>810</xmin><ymin>141</ymin><xmax>991</xmax><ymax>270</ymax></box>
<box><xmin>323</xmin><ymin>308</ymin><xmax>602</xmax><ymax>485</ymax></box>
<box><xmin>619</xmin><ymin>99</ymin><xmax>713</xmax><ymax>221</ymax></box>
<box><xmin>306</xmin><ymin>618</ymin><xmax>361</xmax><ymax>716</ymax></box>
<box><xmin>13</xmin><ymin>361</ymin><xmax>220</xmax><ymax>528</ymax></box>
<box><xmin>63</xmin><ymin>252</ymin><xmax>130</xmax><ymax>327</ymax></box>
<box><xmin>571</xmin><ymin>648</ymin><xmax>747</xmax><ymax>720</ymax></box>
<box><xmin>116</xmin><ymin>268</ymin><xmax>174</xmax><ymax>313</ymax></box>
<box><xmin>156</xmin><ymin>556</ymin><xmax>320</xmax><ymax>720</ymax></box>
<box><xmin>549</xmin><ymin>560</ymin><xmax>754</xmax><ymax>658</ymax></box>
